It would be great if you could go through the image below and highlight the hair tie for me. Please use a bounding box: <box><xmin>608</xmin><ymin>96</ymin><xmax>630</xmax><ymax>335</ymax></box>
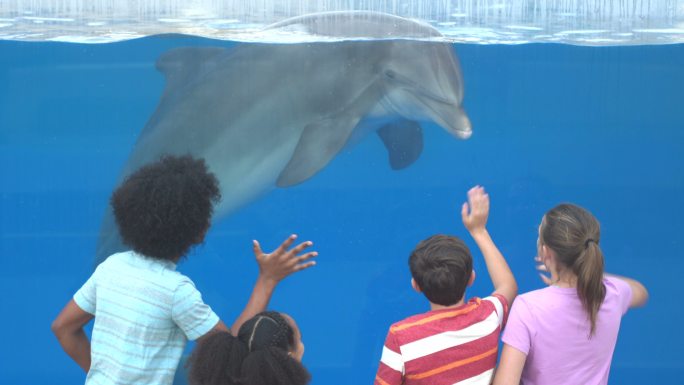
<box><xmin>584</xmin><ymin>238</ymin><xmax>597</xmax><ymax>248</ymax></box>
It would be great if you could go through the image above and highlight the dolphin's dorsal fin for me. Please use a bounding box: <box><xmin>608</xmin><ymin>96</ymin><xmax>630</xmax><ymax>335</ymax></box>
<box><xmin>156</xmin><ymin>47</ymin><xmax>226</xmax><ymax>93</ymax></box>
<box><xmin>377</xmin><ymin>120</ymin><xmax>424</xmax><ymax>170</ymax></box>
<box><xmin>277</xmin><ymin>115</ymin><xmax>361</xmax><ymax>187</ymax></box>
<box><xmin>265</xmin><ymin>11</ymin><xmax>442</xmax><ymax>39</ymax></box>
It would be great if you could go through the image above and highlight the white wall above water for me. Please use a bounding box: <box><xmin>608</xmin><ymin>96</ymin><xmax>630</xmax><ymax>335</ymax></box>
<box><xmin>0</xmin><ymin>0</ymin><xmax>682</xmax><ymax>45</ymax></box>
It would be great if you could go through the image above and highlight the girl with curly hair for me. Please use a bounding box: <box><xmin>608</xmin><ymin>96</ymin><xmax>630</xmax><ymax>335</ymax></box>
<box><xmin>188</xmin><ymin>311</ymin><xmax>310</xmax><ymax>385</ymax></box>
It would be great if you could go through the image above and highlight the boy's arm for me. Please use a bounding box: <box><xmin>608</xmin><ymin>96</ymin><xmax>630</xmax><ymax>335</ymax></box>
<box><xmin>461</xmin><ymin>186</ymin><xmax>518</xmax><ymax>306</ymax></box>
<box><xmin>230</xmin><ymin>234</ymin><xmax>317</xmax><ymax>334</ymax></box>
<box><xmin>51</xmin><ymin>299</ymin><xmax>94</xmax><ymax>372</ymax></box>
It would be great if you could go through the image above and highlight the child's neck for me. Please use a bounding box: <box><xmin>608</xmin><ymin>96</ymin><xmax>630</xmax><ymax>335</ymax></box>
<box><xmin>429</xmin><ymin>298</ymin><xmax>465</xmax><ymax>311</ymax></box>
<box><xmin>553</xmin><ymin>270</ymin><xmax>578</xmax><ymax>288</ymax></box>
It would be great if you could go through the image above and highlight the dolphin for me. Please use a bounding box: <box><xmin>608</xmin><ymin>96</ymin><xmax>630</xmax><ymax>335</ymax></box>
<box><xmin>95</xmin><ymin>11</ymin><xmax>472</xmax><ymax>264</ymax></box>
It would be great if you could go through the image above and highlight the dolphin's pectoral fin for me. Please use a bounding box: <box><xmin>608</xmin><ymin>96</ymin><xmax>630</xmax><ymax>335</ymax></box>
<box><xmin>156</xmin><ymin>47</ymin><xmax>227</xmax><ymax>92</ymax></box>
<box><xmin>277</xmin><ymin>115</ymin><xmax>361</xmax><ymax>187</ymax></box>
<box><xmin>377</xmin><ymin>120</ymin><xmax>424</xmax><ymax>170</ymax></box>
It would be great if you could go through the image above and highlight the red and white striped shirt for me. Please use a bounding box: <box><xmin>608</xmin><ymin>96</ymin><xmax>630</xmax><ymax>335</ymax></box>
<box><xmin>375</xmin><ymin>295</ymin><xmax>508</xmax><ymax>385</ymax></box>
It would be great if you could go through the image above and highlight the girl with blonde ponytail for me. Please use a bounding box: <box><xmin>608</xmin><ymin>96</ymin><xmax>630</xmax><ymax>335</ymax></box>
<box><xmin>493</xmin><ymin>204</ymin><xmax>648</xmax><ymax>385</ymax></box>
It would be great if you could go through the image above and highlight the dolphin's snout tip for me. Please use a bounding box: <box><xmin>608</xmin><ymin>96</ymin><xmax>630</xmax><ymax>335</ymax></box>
<box><xmin>449</xmin><ymin>125</ymin><xmax>471</xmax><ymax>139</ymax></box>
<box><xmin>457</xmin><ymin>129</ymin><xmax>472</xmax><ymax>139</ymax></box>
<box><xmin>447</xmin><ymin>107</ymin><xmax>471</xmax><ymax>140</ymax></box>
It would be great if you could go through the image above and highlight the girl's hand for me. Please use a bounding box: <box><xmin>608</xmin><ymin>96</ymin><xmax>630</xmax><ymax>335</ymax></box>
<box><xmin>461</xmin><ymin>185</ymin><xmax>490</xmax><ymax>234</ymax></box>
<box><xmin>252</xmin><ymin>235</ymin><xmax>317</xmax><ymax>284</ymax></box>
<box><xmin>535</xmin><ymin>255</ymin><xmax>553</xmax><ymax>286</ymax></box>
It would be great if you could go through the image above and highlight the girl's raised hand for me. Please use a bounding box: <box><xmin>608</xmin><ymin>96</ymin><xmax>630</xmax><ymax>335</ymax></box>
<box><xmin>534</xmin><ymin>255</ymin><xmax>554</xmax><ymax>286</ymax></box>
<box><xmin>252</xmin><ymin>234</ymin><xmax>317</xmax><ymax>284</ymax></box>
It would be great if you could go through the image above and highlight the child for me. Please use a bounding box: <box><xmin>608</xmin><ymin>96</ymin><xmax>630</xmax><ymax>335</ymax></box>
<box><xmin>188</xmin><ymin>311</ymin><xmax>310</xmax><ymax>385</ymax></box>
<box><xmin>375</xmin><ymin>186</ymin><xmax>517</xmax><ymax>385</ymax></box>
<box><xmin>51</xmin><ymin>155</ymin><xmax>317</xmax><ymax>385</ymax></box>
<box><xmin>493</xmin><ymin>203</ymin><xmax>648</xmax><ymax>385</ymax></box>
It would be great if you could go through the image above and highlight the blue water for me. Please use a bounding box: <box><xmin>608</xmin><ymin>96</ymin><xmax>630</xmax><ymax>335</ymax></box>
<box><xmin>0</xmin><ymin>36</ymin><xmax>682</xmax><ymax>384</ymax></box>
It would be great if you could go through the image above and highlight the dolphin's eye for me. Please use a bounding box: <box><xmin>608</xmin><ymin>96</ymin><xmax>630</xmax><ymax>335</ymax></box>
<box><xmin>385</xmin><ymin>70</ymin><xmax>396</xmax><ymax>79</ymax></box>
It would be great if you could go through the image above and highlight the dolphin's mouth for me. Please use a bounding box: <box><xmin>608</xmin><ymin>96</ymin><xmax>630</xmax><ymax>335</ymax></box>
<box><xmin>425</xmin><ymin>100</ymin><xmax>472</xmax><ymax>138</ymax></box>
<box><xmin>411</xmin><ymin>87</ymin><xmax>471</xmax><ymax>139</ymax></box>
<box><xmin>385</xmin><ymin>69</ymin><xmax>452</xmax><ymax>105</ymax></box>
<box><xmin>383</xmin><ymin>69</ymin><xmax>471</xmax><ymax>139</ymax></box>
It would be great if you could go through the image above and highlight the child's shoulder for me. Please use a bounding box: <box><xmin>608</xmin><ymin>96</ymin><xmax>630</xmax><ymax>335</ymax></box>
<box><xmin>513</xmin><ymin>286</ymin><xmax>572</xmax><ymax>313</ymax></box>
<box><xmin>98</xmin><ymin>250</ymin><xmax>189</xmax><ymax>285</ymax></box>
<box><xmin>98</xmin><ymin>250</ymin><xmax>139</xmax><ymax>267</ymax></box>
<box><xmin>390</xmin><ymin>310</ymin><xmax>433</xmax><ymax>330</ymax></box>
<box><xmin>517</xmin><ymin>287</ymin><xmax>551</xmax><ymax>301</ymax></box>
<box><xmin>388</xmin><ymin>298</ymin><xmax>490</xmax><ymax>334</ymax></box>
<box><xmin>514</xmin><ymin>287</ymin><xmax>554</xmax><ymax>304</ymax></box>
<box><xmin>603</xmin><ymin>276</ymin><xmax>629</xmax><ymax>292</ymax></box>
<box><xmin>93</xmin><ymin>251</ymin><xmax>131</xmax><ymax>275</ymax></box>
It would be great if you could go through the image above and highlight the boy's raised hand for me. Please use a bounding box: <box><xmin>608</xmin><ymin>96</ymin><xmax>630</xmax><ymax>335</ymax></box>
<box><xmin>461</xmin><ymin>185</ymin><xmax>490</xmax><ymax>234</ymax></box>
<box><xmin>461</xmin><ymin>185</ymin><xmax>518</xmax><ymax>306</ymax></box>
<box><xmin>252</xmin><ymin>235</ymin><xmax>317</xmax><ymax>284</ymax></box>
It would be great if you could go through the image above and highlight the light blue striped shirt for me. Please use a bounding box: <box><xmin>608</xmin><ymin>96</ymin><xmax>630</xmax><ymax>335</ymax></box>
<box><xmin>74</xmin><ymin>251</ymin><xmax>219</xmax><ymax>385</ymax></box>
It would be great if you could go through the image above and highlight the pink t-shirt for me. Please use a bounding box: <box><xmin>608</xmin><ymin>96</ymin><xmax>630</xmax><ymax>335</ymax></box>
<box><xmin>502</xmin><ymin>277</ymin><xmax>632</xmax><ymax>385</ymax></box>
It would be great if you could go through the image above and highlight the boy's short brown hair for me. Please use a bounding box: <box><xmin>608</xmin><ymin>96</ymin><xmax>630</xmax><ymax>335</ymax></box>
<box><xmin>409</xmin><ymin>234</ymin><xmax>473</xmax><ymax>306</ymax></box>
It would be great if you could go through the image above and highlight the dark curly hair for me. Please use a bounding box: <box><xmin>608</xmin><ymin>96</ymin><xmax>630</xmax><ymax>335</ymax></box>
<box><xmin>188</xmin><ymin>311</ymin><xmax>310</xmax><ymax>385</ymax></box>
<box><xmin>409</xmin><ymin>234</ymin><xmax>473</xmax><ymax>306</ymax></box>
<box><xmin>111</xmin><ymin>155</ymin><xmax>221</xmax><ymax>261</ymax></box>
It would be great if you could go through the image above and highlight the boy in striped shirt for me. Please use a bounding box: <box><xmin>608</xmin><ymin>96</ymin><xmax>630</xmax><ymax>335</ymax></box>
<box><xmin>375</xmin><ymin>186</ymin><xmax>517</xmax><ymax>385</ymax></box>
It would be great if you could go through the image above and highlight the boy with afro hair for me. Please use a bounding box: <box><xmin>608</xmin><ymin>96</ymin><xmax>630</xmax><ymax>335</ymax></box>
<box><xmin>52</xmin><ymin>155</ymin><xmax>317</xmax><ymax>385</ymax></box>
